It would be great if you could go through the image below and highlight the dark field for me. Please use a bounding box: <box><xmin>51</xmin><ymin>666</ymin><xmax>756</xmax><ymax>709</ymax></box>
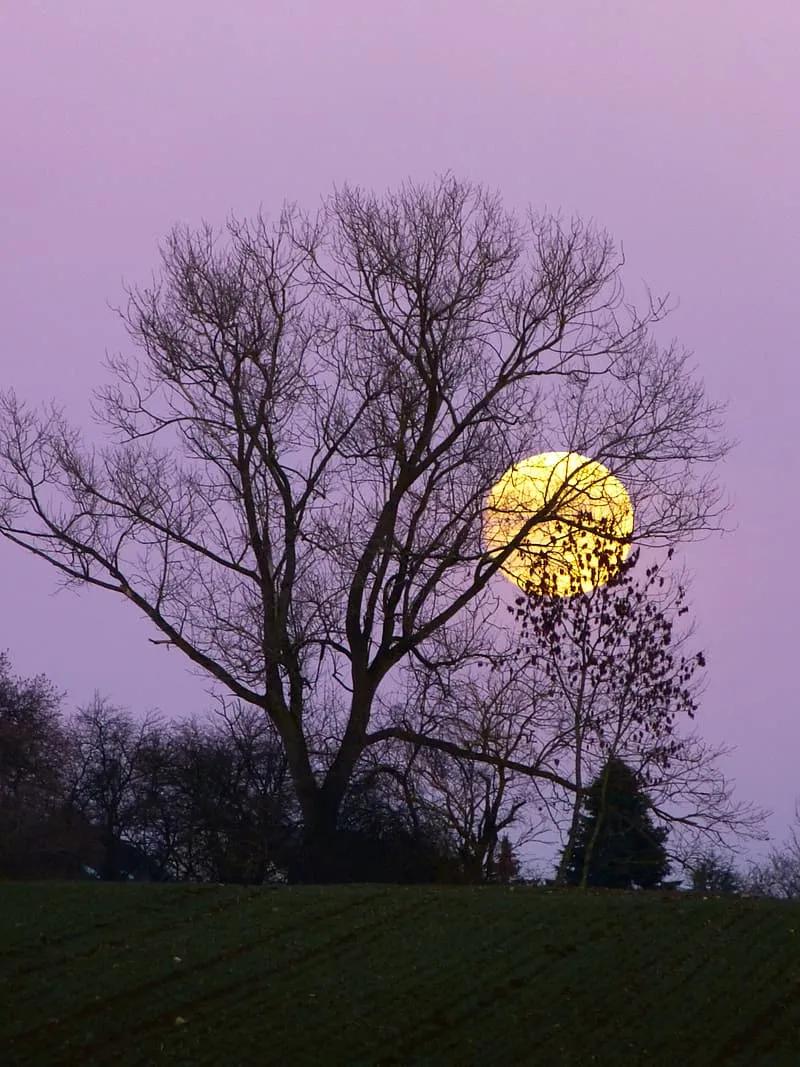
<box><xmin>1</xmin><ymin>882</ymin><xmax>799</xmax><ymax>1065</ymax></box>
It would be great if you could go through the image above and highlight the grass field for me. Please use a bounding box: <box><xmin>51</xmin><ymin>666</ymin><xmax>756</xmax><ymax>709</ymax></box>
<box><xmin>1</xmin><ymin>882</ymin><xmax>799</xmax><ymax>1066</ymax></box>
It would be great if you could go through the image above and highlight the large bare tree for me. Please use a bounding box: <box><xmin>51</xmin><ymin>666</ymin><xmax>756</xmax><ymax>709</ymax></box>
<box><xmin>0</xmin><ymin>176</ymin><xmax>726</xmax><ymax>877</ymax></box>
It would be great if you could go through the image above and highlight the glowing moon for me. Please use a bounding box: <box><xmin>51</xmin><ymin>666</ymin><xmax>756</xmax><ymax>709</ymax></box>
<box><xmin>483</xmin><ymin>452</ymin><xmax>634</xmax><ymax>596</ymax></box>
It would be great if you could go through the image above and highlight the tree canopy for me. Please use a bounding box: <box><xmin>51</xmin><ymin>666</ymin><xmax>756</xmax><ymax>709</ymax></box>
<box><xmin>0</xmin><ymin>176</ymin><xmax>729</xmax><ymax>878</ymax></box>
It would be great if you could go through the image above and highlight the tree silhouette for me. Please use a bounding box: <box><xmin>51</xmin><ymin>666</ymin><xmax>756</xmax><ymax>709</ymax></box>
<box><xmin>561</xmin><ymin>757</ymin><xmax>669</xmax><ymax>889</ymax></box>
<box><xmin>494</xmin><ymin>835</ymin><xmax>521</xmax><ymax>884</ymax></box>
<box><xmin>0</xmin><ymin>653</ymin><xmax>71</xmax><ymax>878</ymax></box>
<box><xmin>0</xmin><ymin>177</ymin><xmax>728</xmax><ymax>879</ymax></box>
<box><xmin>689</xmin><ymin>851</ymin><xmax>741</xmax><ymax>895</ymax></box>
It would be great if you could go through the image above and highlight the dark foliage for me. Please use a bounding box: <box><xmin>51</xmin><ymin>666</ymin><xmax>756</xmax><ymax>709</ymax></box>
<box><xmin>492</xmin><ymin>835</ymin><xmax>522</xmax><ymax>884</ymax></box>
<box><xmin>287</xmin><ymin>767</ymin><xmax>461</xmax><ymax>884</ymax></box>
<box><xmin>689</xmin><ymin>852</ymin><xmax>741</xmax><ymax>895</ymax></box>
<box><xmin>0</xmin><ymin>652</ymin><xmax>467</xmax><ymax>884</ymax></box>
<box><xmin>561</xmin><ymin>757</ymin><xmax>670</xmax><ymax>889</ymax></box>
<box><xmin>139</xmin><ymin>708</ymin><xmax>298</xmax><ymax>884</ymax></box>
<box><xmin>0</xmin><ymin>653</ymin><xmax>75</xmax><ymax>878</ymax></box>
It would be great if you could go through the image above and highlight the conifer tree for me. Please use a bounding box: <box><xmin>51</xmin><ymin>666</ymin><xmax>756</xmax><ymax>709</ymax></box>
<box><xmin>494</xmin><ymin>834</ymin><xmax>521</xmax><ymax>884</ymax></box>
<box><xmin>562</xmin><ymin>757</ymin><xmax>669</xmax><ymax>889</ymax></box>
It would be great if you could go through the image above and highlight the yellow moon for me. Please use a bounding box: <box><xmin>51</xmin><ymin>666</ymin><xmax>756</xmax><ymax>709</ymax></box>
<box><xmin>483</xmin><ymin>452</ymin><xmax>634</xmax><ymax>597</ymax></box>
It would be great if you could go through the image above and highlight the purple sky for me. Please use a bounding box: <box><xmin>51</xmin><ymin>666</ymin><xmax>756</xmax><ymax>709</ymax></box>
<box><xmin>2</xmin><ymin>1</ymin><xmax>797</xmax><ymax>856</ymax></box>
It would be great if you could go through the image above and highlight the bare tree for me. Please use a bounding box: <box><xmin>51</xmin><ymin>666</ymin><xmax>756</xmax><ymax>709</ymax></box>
<box><xmin>324</xmin><ymin>753</ymin><xmax>460</xmax><ymax>884</ymax></box>
<box><xmin>638</xmin><ymin>734</ymin><xmax>768</xmax><ymax>862</ymax></box>
<box><xmin>415</xmin><ymin>749</ymin><xmax>540</xmax><ymax>882</ymax></box>
<box><xmin>152</xmin><ymin>717</ymin><xmax>218</xmax><ymax>881</ymax></box>
<box><xmin>136</xmin><ymin>707</ymin><xmax>295</xmax><ymax>884</ymax></box>
<box><xmin>378</xmin><ymin>664</ymin><xmax>549</xmax><ymax>881</ymax></box>
<box><xmin>204</xmin><ymin>699</ymin><xmax>297</xmax><ymax>881</ymax></box>
<box><xmin>65</xmin><ymin>695</ymin><xmax>162</xmax><ymax>879</ymax></box>
<box><xmin>737</xmin><ymin>803</ymin><xmax>800</xmax><ymax>900</ymax></box>
<box><xmin>0</xmin><ymin>176</ymin><xmax>727</xmax><ymax>878</ymax></box>
<box><xmin>745</xmin><ymin>852</ymin><xmax>800</xmax><ymax>900</ymax></box>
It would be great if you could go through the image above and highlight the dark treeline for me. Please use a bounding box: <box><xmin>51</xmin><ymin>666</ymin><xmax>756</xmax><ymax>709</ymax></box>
<box><xmin>0</xmin><ymin>652</ymin><xmax>522</xmax><ymax>886</ymax></box>
<box><xmin>3</xmin><ymin>645</ymin><xmax>787</xmax><ymax>892</ymax></box>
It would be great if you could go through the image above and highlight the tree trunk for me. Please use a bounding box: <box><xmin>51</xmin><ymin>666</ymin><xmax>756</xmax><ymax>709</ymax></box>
<box><xmin>287</xmin><ymin>786</ymin><xmax>351</xmax><ymax>883</ymax></box>
<box><xmin>280</xmin><ymin>686</ymin><xmax>376</xmax><ymax>882</ymax></box>
<box><xmin>580</xmin><ymin>764</ymin><xmax>612</xmax><ymax>889</ymax></box>
<box><xmin>285</xmin><ymin>737</ymin><xmax>364</xmax><ymax>884</ymax></box>
<box><xmin>555</xmin><ymin>677</ymin><xmax>587</xmax><ymax>886</ymax></box>
<box><xmin>556</xmin><ymin>763</ymin><xmax>584</xmax><ymax>885</ymax></box>
<box><xmin>100</xmin><ymin>822</ymin><xmax>120</xmax><ymax>881</ymax></box>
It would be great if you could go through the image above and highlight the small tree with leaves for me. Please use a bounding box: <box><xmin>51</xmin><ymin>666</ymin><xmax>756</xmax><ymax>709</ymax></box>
<box><xmin>517</xmin><ymin>548</ymin><xmax>699</xmax><ymax>883</ymax></box>
<box><xmin>510</xmin><ymin>546</ymin><xmax>765</xmax><ymax>880</ymax></box>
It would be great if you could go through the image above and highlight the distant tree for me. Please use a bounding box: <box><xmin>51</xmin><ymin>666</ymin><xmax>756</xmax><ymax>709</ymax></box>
<box><xmin>743</xmin><ymin>803</ymin><xmax>800</xmax><ymax>900</ymax></box>
<box><xmin>561</xmin><ymin>757</ymin><xmax>670</xmax><ymax>889</ymax></box>
<box><xmin>209</xmin><ymin>700</ymin><xmax>298</xmax><ymax>880</ymax></box>
<box><xmin>150</xmin><ymin>706</ymin><xmax>297</xmax><ymax>884</ymax></box>
<box><xmin>0</xmin><ymin>652</ymin><xmax>64</xmax><ymax>806</ymax></box>
<box><xmin>0</xmin><ymin>653</ymin><xmax>74</xmax><ymax>878</ymax></box>
<box><xmin>744</xmin><ymin>852</ymin><xmax>800</xmax><ymax>900</ymax></box>
<box><xmin>395</xmin><ymin>667</ymin><xmax>547</xmax><ymax>883</ymax></box>
<box><xmin>418</xmin><ymin>749</ymin><xmax>515</xmax><ymax>882</ymax></box>
<box><xmin>688</xmin><ymin>851</ymin><xmax>741</xmax><ymax>895</ymax></box>
<box><xmin>64</xmin><ymin>695</ymin><xmax>163</xmax><ymax>880</ymax></box>
<box><xmin>494</xmin><ymin>835</ymin><xmax>521</xmax><ymax>884</ymax></box>
<box><xmin>287</xmin><ymin>755</ymin><xmax>460</xmax><ymax>884</ymax></box>
<box><xmin>0</xmin><ymin>176</ymin><xmax>727</xmax><ymax>879</ymax></box>
<box><xmin>128</xmin><ymin>724</ymin><xmax>181</xmax><ymax>879</ymax></box>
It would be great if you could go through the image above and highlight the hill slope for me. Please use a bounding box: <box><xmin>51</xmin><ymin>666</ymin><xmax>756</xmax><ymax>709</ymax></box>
<box><xmin>1</xmin><ymin>882</ymin><xmax>798</xmax><ymax>1065</ymax></box>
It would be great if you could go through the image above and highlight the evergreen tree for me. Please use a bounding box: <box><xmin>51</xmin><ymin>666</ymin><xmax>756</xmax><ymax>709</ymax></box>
<box><xmin>494</xmin><ymin>835</ymin><xmax>521</xmax><ymax>884</ymax></box>
<box><xmin>561</xmin><ymin>757</ymin><xmax>669</xmax><ymax>889</ymax></box>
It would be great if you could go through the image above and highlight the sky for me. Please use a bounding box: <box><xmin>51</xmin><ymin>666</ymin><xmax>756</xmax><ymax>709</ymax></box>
<box><xmin>1</xmin><ymin>0</ymin><xmax>797</xmax><ymax>860</ymax></box>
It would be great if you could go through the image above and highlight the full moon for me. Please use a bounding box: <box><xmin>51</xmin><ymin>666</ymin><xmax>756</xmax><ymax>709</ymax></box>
<box><xmin>483</xmin><ymin>452</ymin><xmax>634</xmax><ymax>597</ymax></box>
